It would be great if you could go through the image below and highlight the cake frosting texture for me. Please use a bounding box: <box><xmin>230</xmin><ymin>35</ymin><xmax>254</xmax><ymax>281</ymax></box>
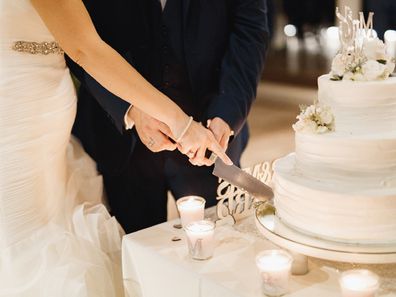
<box><xmin>318</xmin><ymin>75</ymin><xmax>396</xmax><ymax>134</ymax></box>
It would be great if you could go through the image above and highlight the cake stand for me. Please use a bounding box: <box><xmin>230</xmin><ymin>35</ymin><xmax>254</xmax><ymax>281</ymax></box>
<box><xmin>255</xmin><ymin>202</ymin><xmax>396</xmax><ymax>264</ymax></box>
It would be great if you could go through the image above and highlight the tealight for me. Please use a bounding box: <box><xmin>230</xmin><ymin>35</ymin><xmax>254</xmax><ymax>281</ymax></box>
<box><xmin>185</xmin><ymin>220</ymin><xmax>215</xmax><ymax>260</ymax></box>
<box><xmin>255</xmin><ymin>250</ymin><xmax>293</xmax><ymax>296</ymax></box>
<box><xmin>176</xmin><ymin>196</ymin><xmax>205</xmax><ymax>228</ymax></box>
<box><xmin>339</xmin><ymin>269</ymin><xmax>380</xmax><ymax>297</ymax></box>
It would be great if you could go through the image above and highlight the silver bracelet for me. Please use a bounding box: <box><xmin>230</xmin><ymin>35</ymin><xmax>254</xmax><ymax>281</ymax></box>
<box><xmin>176</xmin><ymin>116</ymin><xmax>194</xmax><ymax>143</ymax></box>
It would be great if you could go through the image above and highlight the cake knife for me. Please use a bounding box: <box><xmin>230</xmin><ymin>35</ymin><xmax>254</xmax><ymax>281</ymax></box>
<box><xmin>212</xmin><ymin>157</ymin><xmax>274</xmax><ymax>201</ymax></box>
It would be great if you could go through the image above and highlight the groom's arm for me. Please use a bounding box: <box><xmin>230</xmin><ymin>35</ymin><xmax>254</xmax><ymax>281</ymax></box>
<box><xmin>66</xmin><ymin>55</ymin><xmax>131</xmax><ymax>134</ymax></box>
<box><xmin>205</xmin><ymin>0</ymin><xmax>269</xmax><ymax>137</ymax></box>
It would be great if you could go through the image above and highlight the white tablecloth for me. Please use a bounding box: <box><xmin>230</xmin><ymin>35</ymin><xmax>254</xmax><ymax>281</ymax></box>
<box><xmin>122</xmin><ymin>216</ymin><xmax>396</xmax><ymax>297</ymax></box>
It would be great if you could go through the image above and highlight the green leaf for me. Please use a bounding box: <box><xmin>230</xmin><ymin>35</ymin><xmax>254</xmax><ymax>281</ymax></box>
<box><xmin>377</xmin><ymin>59</ymin><xmax>387</xmax><ymax>65</ymax></box>
<box><xmin>330</xmin><ymin>75</ymin><xmax>342</xmax><ymax>81</ymax></box>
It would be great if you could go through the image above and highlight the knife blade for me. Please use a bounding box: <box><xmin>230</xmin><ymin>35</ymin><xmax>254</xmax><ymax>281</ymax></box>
<box><xmin>212</xmin><ymin>157</ymin><xmax>273</xmax><ymax>201</ymax></box>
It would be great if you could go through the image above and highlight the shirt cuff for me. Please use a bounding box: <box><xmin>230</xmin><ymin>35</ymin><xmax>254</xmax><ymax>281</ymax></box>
<box><xmin>124</xmin><ymin>105</ymin><xmax>135</xmax><ymax>130</ymax></box>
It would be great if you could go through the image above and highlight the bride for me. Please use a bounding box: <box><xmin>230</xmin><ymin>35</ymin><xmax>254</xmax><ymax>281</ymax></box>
<box><xmin>0</xmin><ymin>0</ymin><xmax>232</xmax><ymax>296</ymax></box>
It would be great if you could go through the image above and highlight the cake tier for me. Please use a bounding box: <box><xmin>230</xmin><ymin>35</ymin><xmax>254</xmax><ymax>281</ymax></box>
<box><xmin>318</xmin><ymin>74</ymin><xmax>396</xmax><ymax>134</ymax></box>
<box><xmin>295</xmin><ymin>131</ymin><xmax>396</xmax><ymax>187</ymax></box>
<box><xmin>273</xmin><ymin>153</ymin><xmax>396</xmax><ymax>244</ymax></box>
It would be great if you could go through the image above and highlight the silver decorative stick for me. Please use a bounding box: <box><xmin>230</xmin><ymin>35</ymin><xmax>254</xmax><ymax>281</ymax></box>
<box><xmin>335</xmin><ymin>6</ymin><xmax>375</xmax><ymax>66</ymax></box>
<box><xmin>336</xmin><ymin>6</ymin><xmax>355</xmax><ymax>57</ymax></box>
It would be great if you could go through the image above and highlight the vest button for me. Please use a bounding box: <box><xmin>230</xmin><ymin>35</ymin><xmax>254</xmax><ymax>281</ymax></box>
<box><xmin>163</xmin><ymin>81</ymin><xmax>170</xmax><ymax>88</ymax></box>
<box><xmin>161</xmin><ymin>25</ymin><xmax>168</xmax><ymax>36</ymax></box>
<box><xmin>162</xmin><ymin>45</ymin><xmax>168</xmax><ymax>54</ymax></box>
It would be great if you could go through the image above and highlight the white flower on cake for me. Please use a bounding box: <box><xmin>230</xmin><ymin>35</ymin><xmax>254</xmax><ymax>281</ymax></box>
<box><xmin>293</xmin><ymin>104</ymin><xmax>334</xmax><ymax>134</ymax></box>
<box><xmin>363</xmin><ymin>37</ymin><xmax>387</xmax><ymax>60</ymax></box>
<box><xmin>330</xmin><ymin>38</ymin><xmax>395</xmax><ymax>81</ymax></box>
<box><xmin>361</xmin><ymin>59</ymin><xmax>387</xmax><ymax>80</ymax></box>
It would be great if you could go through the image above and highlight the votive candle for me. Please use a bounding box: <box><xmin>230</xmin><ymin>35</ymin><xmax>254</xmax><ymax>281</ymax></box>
<box><xmin>176</xmin><ymin>196</ymin><xmax>205</xmax><ymax>228</ymax></box>
<box><xmin>185</xmin><ymin>220</ymin><xmax>215</xmax><ymax>260</ymax></box>
<box><xmin>339</xmin><ymin>269</ymin><xmax>380</xmax><ymax>297</ymax></box>
<box><xmin>255</xmin><ymin>250</ymin><xmax>293</xmax><ymax>297</ymax></box>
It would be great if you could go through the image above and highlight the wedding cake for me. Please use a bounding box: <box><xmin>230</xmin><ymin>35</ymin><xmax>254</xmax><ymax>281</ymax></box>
<box><xmin>273</xmin><ymin>8</ymin><xmax>396</xmax><ymax>244</ymax></box>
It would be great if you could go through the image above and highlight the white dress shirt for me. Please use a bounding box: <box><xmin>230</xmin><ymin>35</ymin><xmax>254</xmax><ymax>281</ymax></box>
<box><xmin>160</xmin><ymin>0</ymin><xmax>167</xmax><ymax>10</ymax></box>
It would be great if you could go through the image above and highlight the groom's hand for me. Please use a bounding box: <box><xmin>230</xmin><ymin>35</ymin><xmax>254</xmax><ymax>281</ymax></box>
<box><xmin>187</xmin><ymin>118</ymin><xmax>231</xmax><ymax>167</ymax></box>
<box><xmin>129</xmin><ymin>107</ymin><xmax>177</xmax><ymax>153</ymax></box>
<box><xmin>207</xmin><ymin>117</ymin><xmax>233</xmax><ymax>151</ymax></box>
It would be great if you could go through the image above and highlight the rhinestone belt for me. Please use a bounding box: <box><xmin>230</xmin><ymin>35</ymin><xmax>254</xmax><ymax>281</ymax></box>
<box><xmin>12</xmin><ymin>41</ymin><xmax>64</xmax><ymax>55</ymax></box>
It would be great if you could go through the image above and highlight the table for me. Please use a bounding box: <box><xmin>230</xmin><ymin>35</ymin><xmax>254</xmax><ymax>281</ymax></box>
<box><xmin>122</xmin><ymin>216</ymin><xmax>396</xmax><ymax>297</ymax></box>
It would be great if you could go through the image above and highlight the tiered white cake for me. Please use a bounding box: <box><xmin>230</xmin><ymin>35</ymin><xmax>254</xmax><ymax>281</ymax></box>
<box><xmin>274</xmin><ymin>75</ymin><xmax>396</xmax><ymax>244</ymax></box>
<box><xmin>273</xmin><ymin>8</ymin><xmax>396</xmax><ymax>244</ymax></box>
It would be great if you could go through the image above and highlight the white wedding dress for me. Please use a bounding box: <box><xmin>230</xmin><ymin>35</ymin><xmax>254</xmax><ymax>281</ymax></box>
<box><xmin>0</xmin><ymin>1</ymin><xmax>125</xmax><ymax>296</ymax></box>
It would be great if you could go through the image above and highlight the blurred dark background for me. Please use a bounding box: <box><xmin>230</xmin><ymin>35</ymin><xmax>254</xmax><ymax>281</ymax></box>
<box><xmin>239</xmin><ymin>0</ymin><xmax>396</xmax><ymax>168</ymax></box>
<box><xmin>263</xmin><ymin>0</ymin><xmax>396</xmax><ymax>87</ymax></box>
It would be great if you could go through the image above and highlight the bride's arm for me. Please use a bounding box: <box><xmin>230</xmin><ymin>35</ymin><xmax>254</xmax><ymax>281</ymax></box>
<box><xmin>31</xmin><ymin>0</ymin><xmax>184</xmax><ymax>136</ymax></box>
<box><xmin>30</xmin><ymin>0</ymin><xmax>232</xmax><ymax>165</ymax></box>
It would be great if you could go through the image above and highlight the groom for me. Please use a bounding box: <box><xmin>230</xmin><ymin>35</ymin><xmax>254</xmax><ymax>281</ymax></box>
<box><xmin>67</xmin><ymin>0</ymin><xmax>269</xmax><ymax>233</ymax></box>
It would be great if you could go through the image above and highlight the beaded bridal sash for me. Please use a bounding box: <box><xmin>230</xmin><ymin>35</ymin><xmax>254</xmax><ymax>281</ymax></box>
<box><xmin>12</xmin><ymin>41</ymin><xmax>63</xmax><ymax>55</ymax></box>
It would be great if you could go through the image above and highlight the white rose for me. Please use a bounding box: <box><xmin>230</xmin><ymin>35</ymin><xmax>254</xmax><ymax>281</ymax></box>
<box><xmin>305</xmin><ymin>105</ymin><xmax>317</xmax><ymax>117</ymax></box>
<box><xmin>316</xmin><ymin>125</ymin><xmax>329</xmax><ymax>134</ymax></box>
<box><xmin>363</xmin><ymin>37</ymin><xmax>387</xmax><ymax>61</ymax></box>
<box><xmin>331</xmin><ymin>54</ymin><xmax>346</xmax><ymax>77</ymax></box>
<box><xmin>362</xmin><ymin>60</ymin><xmax>387</xmax><ymax>80</ymax></box>
<box><xmin>319</xmin><ymin>109</ymin><xmax>333</xmax><ymax>125</ymax></box>
<box><xmin>342</xmin><ymin>71</ymin><xmax>355</xmax><ymax>81</ymax></box>
<box><xmin>293</xmin><ymin>119</ymin><xmax>317</xmax><ymax>134</ymax></box>
<box><xmin>302</xmin><ymin>119</ymin><xmax>317</xmax><ymax>133</ymax></box>
<box><xmin>354</xmin><ymin>72</ymin><xmax>365</xmax><ymax>81</ymax></box>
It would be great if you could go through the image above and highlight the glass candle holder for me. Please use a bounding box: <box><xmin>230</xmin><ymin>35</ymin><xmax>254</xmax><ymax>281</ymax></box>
<box><xmin>176</xmin><ymin>196</ymin><xmax>205</xmax><ymax>228</ymax></box>
<box><xmin>339</xmin><ymin>269</ymin><xmax>380</xmax><ymax>297</ymax></box>
<box><xmin>255</xmin><ymin>250</ymin><xmax>293</xmax><ymax>297</ymax></box>
<box><xmin>185</xmin><ymin>220</ymin><xmax>215</xmax><ymax>260</ymax></box>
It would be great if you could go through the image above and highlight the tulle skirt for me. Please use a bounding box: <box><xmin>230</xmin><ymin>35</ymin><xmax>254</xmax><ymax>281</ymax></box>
<box><xmin>0</xmin><ymin>53</ymin><xmax>124</xmax><ymax>296</ymax></box>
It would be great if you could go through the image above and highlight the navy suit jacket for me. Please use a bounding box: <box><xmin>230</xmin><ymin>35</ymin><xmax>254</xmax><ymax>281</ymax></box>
<box><xmin>67</xmin><ymin>0</ymin><xmax>269</xmax><ymax>176</ymax></box>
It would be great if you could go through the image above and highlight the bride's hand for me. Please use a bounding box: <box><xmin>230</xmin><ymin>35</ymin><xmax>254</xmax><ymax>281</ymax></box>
<box><xmin>176</xmin><ymin>120</ymin><xmax>233</xmax><ymax>166</ymax></box>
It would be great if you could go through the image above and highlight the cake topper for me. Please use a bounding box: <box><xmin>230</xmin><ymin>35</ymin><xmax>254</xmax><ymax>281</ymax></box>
<box><xmin>359</xmin><ymin>11</ymin><xmax>374</xmax><ymax>38</ymax></box>
<box><xmin>335</xmin><ymin>7</ymin><xmax>374</xmax><ymax>64</ymax></box>
<box><xmin>335</xmin><ymin>6</ymin><xmax>355</xmax><ymax>56</ymax></box>
<box><xmin>215</xmin><ymin>161</ymin><xmax>273</xmax><ymax>225</ymax></box>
